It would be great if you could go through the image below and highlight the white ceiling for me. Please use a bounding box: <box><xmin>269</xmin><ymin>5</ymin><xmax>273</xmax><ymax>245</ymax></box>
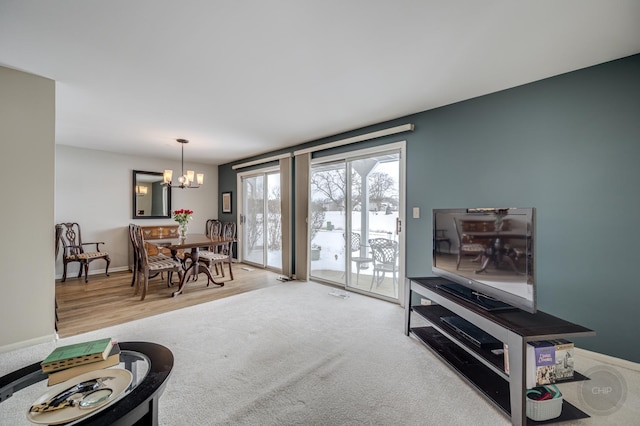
<box><xmin>2</xmin><ymin>1</ymin><xmax>639</xmax><ymax>166</ymax></box>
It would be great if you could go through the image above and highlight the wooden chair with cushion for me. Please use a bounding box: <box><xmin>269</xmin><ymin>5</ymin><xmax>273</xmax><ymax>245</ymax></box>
<box><xmin>132</xmin><ymin>225</ymin><xmax>183</xmax><ymax>300</ymax></box>
<box><xmin>55</xmin><ymin>222</ymin><xmax>111</xmax><ymax>283</ymax></box>
<box><xmin>453</xmin><ymin>219</ymin><xmax>486</xmax><ymax>270</ymax></box>
<box><xmin>205</xmin><ymin>219</ymin><xmax>222</xmax><ymax>238</ymax></box>
<box><xmin>183</xmin><ymin>220</ymin><xmax>223</xmax><ymax>279</ymax></box>
<box><xmin>128</xmin><ymin>224</ymin><xmax>172</xmax><ymax>287</ymax></box>
<box><xmin>197</xmin><ymin>221</ymin><xmax>235</xmax><ymax>283</ymax></box>
<box><xmin>221</xmin><ymin>222</ymin><xmax>236</xmax><ymax>253</ymax></box>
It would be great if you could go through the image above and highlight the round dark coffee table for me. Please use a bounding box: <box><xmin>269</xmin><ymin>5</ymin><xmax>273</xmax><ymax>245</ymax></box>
<box><xmin>0</xmin><ymin>341</ymin><xmax>173</xmax><ymax>426</ymax></box>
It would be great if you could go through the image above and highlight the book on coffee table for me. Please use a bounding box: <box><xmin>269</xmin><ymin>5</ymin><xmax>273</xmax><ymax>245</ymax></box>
<box><xmin>41</xmin><ymin>338</ymin><xmax>113</xmax><ymax>373</ymax></box>
<box><xmin>47</xmin><ymin>343</ymin><xmax>121</xmax><ymax>385</ymax></box>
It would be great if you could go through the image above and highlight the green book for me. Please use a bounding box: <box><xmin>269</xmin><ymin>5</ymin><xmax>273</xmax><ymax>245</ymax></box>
<box><xmin>41</xmin><ymin>338</ymin><xmax>113</xmax><ymax>373</ymax></box>
<box><xmin>47</xmin><ymin>343</ymin><xmax>121</xmax><ymax>385</ymax></box>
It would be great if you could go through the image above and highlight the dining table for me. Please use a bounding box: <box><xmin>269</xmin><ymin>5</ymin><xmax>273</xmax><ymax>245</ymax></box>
<box><xmin>460</xmin><ymin>231</ymin><xmax>529</xmax><ymax>274</ymax></box>
<box><xmin>148</xmin><ymin>234</ymin><xmax>235</xmax><ymax>297</ymax></box>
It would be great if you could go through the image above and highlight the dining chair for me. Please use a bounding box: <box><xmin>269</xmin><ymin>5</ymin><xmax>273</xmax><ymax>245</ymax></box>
<box><xmin>197</xmin><ymin>221</ymin><xmax>235</xmax><ymax>283</ymax></box>
<box><xmin>205</xmin><ymin>219</ymin><xmax>222</xmax><ymax>238</ymax></box>
<box><xmin>345</xmin><ymin>232</ymin><xmax>373</xmax><ymax>284</ymax></box>
<box><xmin>132</xmin><ymin>225</ymin><xmax>183</xmax><ymax>300</ymax></box>
<box><xmin>221</xmin><ymin>222</ymin><xmax>237</xmax><ymax>273</ymax></box>
<box><xmin>55</xmin><ymin>222</ymin><xmax>111</xmax><ymax>283</ymax></box>
<box><xmin>368</xmin><ymin>238</ymin><xmax>399</xmax><ymax>296</ymax></box>
<box><xmin>222</xmin><ymin>221</ymin><xmax>236</xmax><ymax>249</ymax></box>
<box><xmin>434</xmin><ymin>229</ymin><xmax>451</xmax><ymax>253</ymax></box>
<box><xmin>183</xmin><ymin>220</ymin><xmax>223</xmax><ymax>278</ymax></box>
<box><xmin>214</xmin><ymin>221</ymin><xmax>236</xmax><ymax>278</ymax></box>
<box><xmin>128</xmin><ymin>224</ymin><xmax>172</xmax><ymax>287</ymax></box>
<box><xmin>54</xmin><ymin>298</ymin><xmax>59</xmax><ymax>332</ymax></box>
<box><xmin>453</xmin><ymin>219</ymin><xmax>486</xmax><ymax>270</ymax></box>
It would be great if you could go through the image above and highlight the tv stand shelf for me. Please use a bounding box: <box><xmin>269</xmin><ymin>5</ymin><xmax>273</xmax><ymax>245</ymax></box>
<box><xmin>405</xmin><ymin>277</ymin><xmax>595</xmax><ymax>425</ymax></box>
<box><xmin>413</xmin><ymin>304</ymin><xmax>508</xmax><ymax>373</ymax></box>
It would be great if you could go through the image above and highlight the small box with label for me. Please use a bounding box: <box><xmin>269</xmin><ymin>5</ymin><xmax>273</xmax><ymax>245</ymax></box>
<box><xmin>548</xmin><ymin>338</ymin><xmax>574</xmax><ymax>380</ymax></box>
<box><xmin>526</xmin><ymin>341</ymin><xmax>556</xmax><ymax>388</ymax></box>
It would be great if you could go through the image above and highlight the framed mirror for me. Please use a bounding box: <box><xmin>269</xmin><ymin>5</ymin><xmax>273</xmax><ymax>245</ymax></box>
<box><xmin>132</xmin><ymin>170</ymin><xmax>172</xmax><ymax>219</ymax></box>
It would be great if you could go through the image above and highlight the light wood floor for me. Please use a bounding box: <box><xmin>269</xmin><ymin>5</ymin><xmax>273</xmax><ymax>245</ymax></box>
<box><xmin>55</xmin><ymin>264</ymin><xmax>282</xmax><ymax>338</ymax></box>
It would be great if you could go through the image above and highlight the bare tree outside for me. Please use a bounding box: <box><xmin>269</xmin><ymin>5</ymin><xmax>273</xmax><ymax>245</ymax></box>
<box><xmin>369</xmin><ymin>171</ymin><xmax>396</xmax><ymax>211</ymax></box>
<box><xmin>310</xmin><ymin>169</ymin><xmax>345</xmax><ymax>208</ymax></box>
<box><xmin>309</xmin><ymin>200</ymin><xmax>326</xmax><ymax>243</ymax></box>
<box><xmin>310</xmin><ymin>168</ymin><xmax>363</xmax><ymax>210</ymax></box>
<box><xmin>245</xmin><ymin>179</ymin><xmax>263</xmax><ymax>250</ymax></box>
<box><xmin>267</xmin><ymin>186</ymin><xmax>281</xmax><ymax>250</ymax></box>
<box><xmin>310</xmin><ymin>167</ymin><xmax>396</xmax><ymax>213</ymax></box>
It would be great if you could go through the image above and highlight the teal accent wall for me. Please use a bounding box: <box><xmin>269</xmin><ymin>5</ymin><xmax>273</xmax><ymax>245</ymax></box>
<box><xmin>220</xmin><ymin>54</ymin><xmax>640</xmax><ymax>362</ymax></box>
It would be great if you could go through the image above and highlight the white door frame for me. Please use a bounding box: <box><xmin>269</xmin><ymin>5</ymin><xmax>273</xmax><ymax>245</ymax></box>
<box><xmin>236</xmin><ymin>165</ymin><xmax>280</xmax><ymax>269</ymax></box>
<box><xmin>309</xmin><ymin>141</ymin><xmax>406</xmax><ymax>303</ymax></box>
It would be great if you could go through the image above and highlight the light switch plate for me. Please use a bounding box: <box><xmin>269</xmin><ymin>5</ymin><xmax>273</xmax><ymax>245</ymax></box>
<box><xmin>413</xmin><ymin>207</ymin><xmax>420</xmax><ymax>218</ymax></box>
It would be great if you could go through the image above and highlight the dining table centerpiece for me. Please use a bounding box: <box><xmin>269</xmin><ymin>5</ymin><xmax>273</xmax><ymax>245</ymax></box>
<box><xmin>173</xmin><ymin>209</ymin><xmax>194</xmax><ymax>238</ymax></box>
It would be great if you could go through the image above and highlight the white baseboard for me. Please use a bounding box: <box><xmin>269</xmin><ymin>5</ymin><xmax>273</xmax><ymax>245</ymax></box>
<box><xmin>55</xmin><ymin>266</ymin><xmax>130</xmax><ymax>281</ymax></box>
<box><xmin>0</xmin><ymin>333</ymin><xmax>56</xmax><ymax>355</ymax></box>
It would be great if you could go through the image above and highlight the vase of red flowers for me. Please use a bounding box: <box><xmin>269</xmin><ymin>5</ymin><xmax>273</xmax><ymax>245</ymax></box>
<box><xmin>173</xmin><ymin>209</ymin><xmax>193</xmax><ymax>238</ymax></box>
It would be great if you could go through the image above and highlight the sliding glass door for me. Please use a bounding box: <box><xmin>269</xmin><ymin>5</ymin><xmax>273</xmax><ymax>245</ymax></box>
<box><xmin>309</xmin><ymin>146</ymin><xmax>403</xmax><ymax>301</ymax></box>
<box><xmin>240</xmin><ymin>169</ymin><xmax>281</xmax><ymax>271</ymax></box>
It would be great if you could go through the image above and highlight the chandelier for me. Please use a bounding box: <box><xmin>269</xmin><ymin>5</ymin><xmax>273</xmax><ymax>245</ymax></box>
<box><xmin>163</xmin><ymin>138</ymin><xmax>204</xmax><ymax>189</ymax></box>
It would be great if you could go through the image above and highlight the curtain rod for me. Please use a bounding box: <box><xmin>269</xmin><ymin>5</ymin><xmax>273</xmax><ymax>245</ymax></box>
<box><xmin>293</xmin><ymin>123</ymin><xmax>414</xmax><ymax>156</ymax></box>
<box><xmin>232</xmin><ymin>123</ymin><xmax>414</xmax><ymax>169</ymax></box>
<box><xmin>232</xmin><ymin>153</ymin><xmax>292</xmax><ymax>170</ymax></box>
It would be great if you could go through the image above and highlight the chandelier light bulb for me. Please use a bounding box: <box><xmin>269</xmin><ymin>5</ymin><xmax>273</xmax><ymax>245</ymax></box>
<box><xmin>163</xmin><ymin>170</ymin><xmax>173</xmax><ymax>184</ymax></box>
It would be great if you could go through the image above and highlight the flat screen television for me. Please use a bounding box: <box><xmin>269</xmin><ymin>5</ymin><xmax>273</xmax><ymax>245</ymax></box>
<box><xmin>432</xmin><ymin>207</ymin><xmax>536</xmax><ymax>313</ymax></box>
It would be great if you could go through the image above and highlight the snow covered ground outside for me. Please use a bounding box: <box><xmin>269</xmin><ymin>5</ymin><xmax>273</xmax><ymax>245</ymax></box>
<box><xmin>311</xmin><ymin>210</ymin><xmax>399</xmax><ymax>275</ymax></box>
<box><xmin>240</xmin><ymin>210</ymin><xmax>400</xmax><ymax>297</ymax></box>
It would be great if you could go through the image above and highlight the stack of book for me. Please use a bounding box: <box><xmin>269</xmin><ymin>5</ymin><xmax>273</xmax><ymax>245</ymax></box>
<box><xmin>525</xmin><ymin>339</ymin><xmax>575</xmax><ymax>389</ymax></box>
<box><xmin>526</xmin><ymin>341</ymin><xmax>556</xmax><ymax>388</ymax></box>
<box><xmin>41</xmin><ymin>338</ymin><xmax>121</xmax><ymax>385</ymax></box>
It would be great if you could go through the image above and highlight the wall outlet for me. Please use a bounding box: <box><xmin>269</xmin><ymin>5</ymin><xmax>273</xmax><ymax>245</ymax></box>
<box><xmin>420</xmin><ymin>298</ymin><xmax>432</xmax><ymax>305</ymax></box>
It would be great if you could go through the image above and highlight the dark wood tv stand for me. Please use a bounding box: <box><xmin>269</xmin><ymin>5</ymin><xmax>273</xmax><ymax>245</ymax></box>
<box><xmin>405</xmin><ymin>277</ymin><xmax>595</xmax><ymax>425</ymax></box>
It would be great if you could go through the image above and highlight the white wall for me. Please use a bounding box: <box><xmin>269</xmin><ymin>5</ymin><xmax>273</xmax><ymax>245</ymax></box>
<box><xmin>0</xmin><ymin>66</ymin><xmax>56</xmax><ymax>349</ymax></box>
<box><xmin>0</xmin><ymin>66</ymin><xmax>219</xmax><ymax>352</ymax></box>
<box><xmin>55</xmin><ymin>145</ymin><xmax>219</xmax><ymax>278</ymax></box>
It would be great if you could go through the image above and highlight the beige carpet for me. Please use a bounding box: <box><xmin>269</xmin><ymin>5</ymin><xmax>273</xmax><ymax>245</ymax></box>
<box><xmin>1</xmin><ymin>281</ymin><xmax>638</xmax><ymax>425</ymax></box>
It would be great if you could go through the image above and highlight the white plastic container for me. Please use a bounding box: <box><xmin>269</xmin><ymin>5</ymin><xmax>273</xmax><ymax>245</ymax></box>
<box><xmin>526</xmin><ymin>386</ymin><xmax>563</xmax><ymax>421</ymax></box>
